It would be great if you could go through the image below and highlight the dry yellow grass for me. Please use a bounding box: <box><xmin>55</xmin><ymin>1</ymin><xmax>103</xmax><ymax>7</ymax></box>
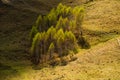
<box><xmin>7</xmin><ymin>37</ymin><xmax>120</xmax><ymax>80</ymax></box>
<box><xmin>82</xmin><ymin>0</ymin><xmax>120</xmax><ymax>45</ymax></box>
<box><xmin>83</xmin><ymin>0</ymin><xmax>120</xmax><ymax>31</ymax></box>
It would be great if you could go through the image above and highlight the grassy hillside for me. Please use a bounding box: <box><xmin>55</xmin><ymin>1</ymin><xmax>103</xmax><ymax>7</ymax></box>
<box><xmin>0</xmin><ymin>0</ymin><xmax>120</xmax><ymax>80</ymax></box>
<box><xmin>83</xmin><ymin>0</ymin><xmax>120</xmax><ymax>45</ymax></box>
<box><xmin>6</xmin><ymin>37</ymin><xmax>120</xmax><ymax>80</ymax></box>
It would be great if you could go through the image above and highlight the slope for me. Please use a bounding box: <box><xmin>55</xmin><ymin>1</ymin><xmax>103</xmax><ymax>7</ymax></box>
<box><xmin>8</xmin><ymin>37</ymin><xmax>120</xmax><ymax>80</ymax></box>
<box><xmin>0</xmin><ymin>0</ymin><xmax>120</xmax><ymax>80</ymax></box>
<box><xmin>83</xmin><ymin>0</ymin><xmax>120</xmax><ymax>45</ymax></box>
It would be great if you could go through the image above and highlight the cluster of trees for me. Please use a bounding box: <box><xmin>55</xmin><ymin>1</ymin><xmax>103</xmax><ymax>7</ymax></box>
<box><xmin>30</xmin><ymin>3</ymin><xmax>90</xmax><ymax>65</ymax></box>
<box><xmin>30</xmin><ymin>3</ymin><xmax>84</xmax><ymax>43</ymax></box>
<box><xmin>31</xmin><ymin>27</ymin><xmax>77</xmax><ymax>64</ymax></box>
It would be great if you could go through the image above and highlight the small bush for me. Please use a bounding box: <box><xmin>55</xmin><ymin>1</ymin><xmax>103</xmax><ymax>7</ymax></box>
<box><xmin>61</xmin><ymin>57</ymin><xmax>69</xmax><ymax>66</ymax></box>
<box><xmin>78</xmin><ymin>36</ymin><xmax>90</xmax><ymax>49</ymax></box>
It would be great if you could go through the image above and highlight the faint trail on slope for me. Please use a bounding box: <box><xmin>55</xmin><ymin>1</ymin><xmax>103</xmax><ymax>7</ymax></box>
<box><xmin>76</xmin><ymin>36</ymin><xmax>120</xmax><ymax>64</ymax></box>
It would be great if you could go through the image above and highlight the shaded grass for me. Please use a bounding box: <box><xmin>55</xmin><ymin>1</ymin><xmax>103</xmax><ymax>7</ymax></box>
<box><xmin>0</xmin><ymin>4</ymin><xmax>38</xmax><ymax>80</ymax></box>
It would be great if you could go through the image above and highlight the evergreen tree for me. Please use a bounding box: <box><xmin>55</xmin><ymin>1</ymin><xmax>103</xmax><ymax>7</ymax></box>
<box><xmin>69</xmin><ymin>20</ymin><xmax>77</xmax><ymax>32</ymax></box>
<box><xmin>54</xmin><ymin>28</ymin><xmax>64</xmax><ymax>40</ymax></box>
<box><xmin>48</xmin><ymin>43</ymin><xmax>55</xmax><ymax>59</ymax></box>
<box><xmin>56</xmin><ymin>3</ymin><xmax>64</xmax><ymax>17</ymax></box>
<box><xmin>72</xmin><ymin>7</ymin><xmax>84</xmax><ymax>32</ymax></box>
<box><xmin>31</xmin><ymin>33</ymin><xmax>41</xmax><ymax>64</ymax></box>
<box><xmin>35</xmin><ymin>15</ymin><xmax>42</xmax><ymax>28</ymax></box>
<box><xmin>64</xmin><ymin>31</ymin><xmax>77</xmax><ymax>52</ymax></box>
<box><xmin>30</xmin><ymin>26</ymin><xmax>38</xmax><ymax>42</ymax></box>
<box><xmin>67</xmin><ymin>31</ymin><xmax>76</xmax><ymax>43</ymax></box>
<box><xmin>56</xmin><ymin>17</ymin><xmax>69</xmax><ymax>31</ymax></box>
<box><xmin>56</xmin><ymin>3</ymin><xmax>71</xmax><ymax>18</ymax></box>
<box><xmin>65</xmin><ymin>6</ymin><xmax>72</xmax><ymax>16</ymax></box>
<box><xmin>47</xmin><ymin>9</ymin><xmax>57</xmax><ymax>27</ymax></box>
<box><xmin>46</xmin><ymin>26</ymin><xmax>56</xmax><ymax>39</ymax></box>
